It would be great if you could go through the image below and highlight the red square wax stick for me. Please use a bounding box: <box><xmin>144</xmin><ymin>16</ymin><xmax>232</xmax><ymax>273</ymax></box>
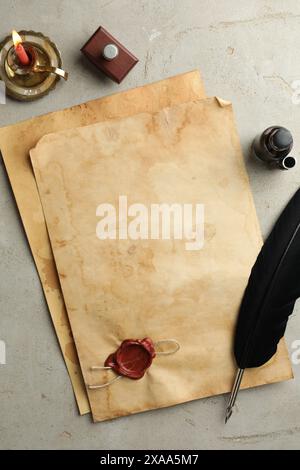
<box><xmin>81</xmin><ymin>26</ymin><xmax>139</xmax><ymax>84</ymax></box>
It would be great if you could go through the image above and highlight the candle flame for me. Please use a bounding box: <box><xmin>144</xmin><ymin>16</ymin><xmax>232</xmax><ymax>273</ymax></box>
<box><xmin>12</xmin><ymin>30</ymin><xmax>22</xmax><ymax>47</ymax></box>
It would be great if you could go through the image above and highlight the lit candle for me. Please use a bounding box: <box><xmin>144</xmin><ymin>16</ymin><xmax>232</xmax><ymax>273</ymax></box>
<box><xmin>12</xmin><ymin>30</ymin><xmax>30</xmax><ymax>66</ymax></box>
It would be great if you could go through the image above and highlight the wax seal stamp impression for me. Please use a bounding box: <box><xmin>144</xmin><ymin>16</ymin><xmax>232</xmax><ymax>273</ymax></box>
<box><xmin>88</xmin><ymin>338</ymin><xmax>180</xmax><ymax>389</ymax></box>
<box><xmin>81</xmin><ymin>26</ymin><xmax>139</xmax><ymax>83</ymax></box>
<box><xmin>105</xmin><ymin>338</ymin><xmax>156</xmax><ymax>379</ymax></box>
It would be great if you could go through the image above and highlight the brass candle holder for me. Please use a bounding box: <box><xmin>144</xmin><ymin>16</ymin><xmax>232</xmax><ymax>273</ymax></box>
<box><xmin>0</xmin><ymin>30</ymin><xmax>68</xmax><ymax>101</ymax></box>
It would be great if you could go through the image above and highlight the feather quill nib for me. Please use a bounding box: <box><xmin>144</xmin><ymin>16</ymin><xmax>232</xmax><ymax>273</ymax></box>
<box><xmin>225</xmin><ymin>368</ymin><xmax>244</xmax><ymax>423</ymax></box>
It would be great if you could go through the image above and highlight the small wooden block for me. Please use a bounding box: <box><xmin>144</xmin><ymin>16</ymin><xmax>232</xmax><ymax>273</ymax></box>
<box><xmin>81</xmin><ymin>26</ymin><xmax>139</xmax><ymax>84</ymax></box>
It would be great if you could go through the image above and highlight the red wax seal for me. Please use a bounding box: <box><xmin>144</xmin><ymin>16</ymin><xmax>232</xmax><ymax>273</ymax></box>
<box><xmin>105</xmin><ymin>338</ymin><xmax>156</xmax><ymax>379</ymax></box>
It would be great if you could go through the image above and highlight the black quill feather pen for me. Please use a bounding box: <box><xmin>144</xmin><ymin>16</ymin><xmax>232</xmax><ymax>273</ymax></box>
<box><xmin>225</xmin><ymin>188</ymin><xmax>300</xmax><ymax>422</ymax></box>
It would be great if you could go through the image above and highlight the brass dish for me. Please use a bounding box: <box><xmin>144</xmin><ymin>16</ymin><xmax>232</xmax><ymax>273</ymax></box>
<box><xmin>0</xmin><ymin>30</ymin><xmax>68</xmax><ymax>101</ymax></box>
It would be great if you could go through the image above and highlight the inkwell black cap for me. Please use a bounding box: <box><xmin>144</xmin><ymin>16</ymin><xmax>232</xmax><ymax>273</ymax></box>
<box><xmin>272</xmin><ymin>128</ymin><xmax>293</xmax><ymax>150</ymax></box>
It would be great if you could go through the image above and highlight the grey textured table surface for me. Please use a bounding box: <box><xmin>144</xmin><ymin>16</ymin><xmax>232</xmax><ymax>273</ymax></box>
<box><xmin>1</xmin><ymin>0</ymin><xmax>300</xmax><ymax>450</ymax></box>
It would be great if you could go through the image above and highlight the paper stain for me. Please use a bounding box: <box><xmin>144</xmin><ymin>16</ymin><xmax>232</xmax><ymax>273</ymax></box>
<box><xmin>55</xmin><ymin>239</ymin><xmax>68</xmax><ymax>248</ymax></box>
<box><xmin>138</xmin><ymin>247</ymin><xmax>155</xmax><ymax>272</ymax></box>
<box><xmin>65</xmin><ymin>341</ymin><xmax>79</xmax><ymax>365</ymax></box>
<box><xmin>121</xmin><ymin>264</ymin><xmax>134</xmax><ymax>278</ymax></box>
<box><xmin>60</xmin><ymin>306</ymin><xmax>70</xmax><ymax>328</ymax></box>
<box><xmin>41</xmin><ymin>256</ymin><xmax>59</xmax><ymax>291</ymax></box>
<box><xmin>128</xmin><ymin>244</ymin><xmax>137</xmax><ymax>255</ymax></box>
<box><xmin>173</xmin><ymin>278</ymin><xmax>212</xmax><ymax>305</ymax></box>
<box><xmin>204</xmin><ymin>223</ymin><xmax>216</xmax><ymax>242</ymax></box>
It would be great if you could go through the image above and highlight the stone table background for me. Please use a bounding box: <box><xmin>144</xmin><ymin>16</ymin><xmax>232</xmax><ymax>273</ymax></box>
<box><xmin>1</xmin><ymin>0</ymin><xmax>300</xmax><ymax>450</ymax></box>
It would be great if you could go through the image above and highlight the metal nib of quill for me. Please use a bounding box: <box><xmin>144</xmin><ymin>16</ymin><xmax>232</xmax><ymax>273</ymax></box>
<box><xmin>225</xmin><ymin>368</ymin><xmax>244</xmax><ymax>423</ymax></box>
